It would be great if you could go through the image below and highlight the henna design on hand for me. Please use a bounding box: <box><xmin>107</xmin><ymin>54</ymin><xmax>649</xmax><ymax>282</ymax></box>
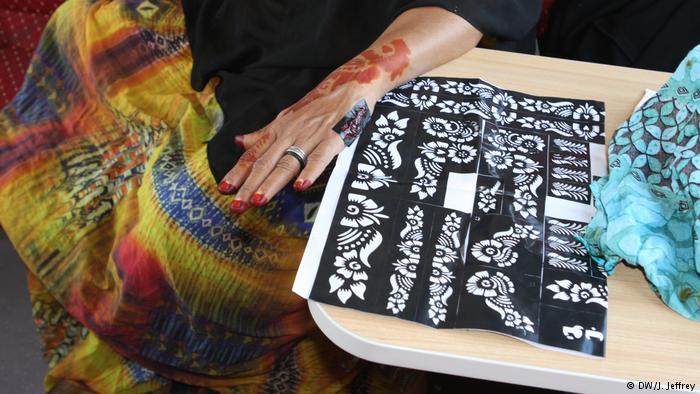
<box><xmin>291</xmin><ymin>39</ymin><xmax>411</xmax><ymax>112</ymax></box>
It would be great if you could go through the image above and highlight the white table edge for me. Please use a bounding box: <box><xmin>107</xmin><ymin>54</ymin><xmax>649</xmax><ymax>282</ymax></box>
<box><xmin>310</xmin><ymin>300</ymin><xmax>684</xmax><ymax>394</ymax></box>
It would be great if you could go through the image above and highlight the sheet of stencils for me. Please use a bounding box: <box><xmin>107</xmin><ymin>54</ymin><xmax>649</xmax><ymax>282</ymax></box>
<box><xmin>293</xmin><ymin>77</ymin><xmax>609</xmax><ymax>357</ymax></box>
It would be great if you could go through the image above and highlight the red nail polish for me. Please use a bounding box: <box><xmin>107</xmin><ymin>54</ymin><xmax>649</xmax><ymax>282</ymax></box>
<box><xmin>294</xmin><ymin>180</ymin><xmax>311</xmax><ymax>192</ymax></box>
<box><xmin>230</xmin><ymin>199</ymin><xmax>249</xmax><ymax>213</ymax></box>
<box><xmin>250</xmin><ymin>193</ymin><xmax>268</xmax><ymax>206</ymax></box>
<box><xmin>234</xmin><ymin>135</ymin><xmax>245</xmax><ymax>149</ymax></box>
<box><xmin>293</xmin><ymin>180</ymin><xmax>304</xmax><ymax>192</ymax></box>
<box><xmin>294</xmin><ymin>180</ymin><xmax>312</xmax><ymax>191</ymax></box>
<box><xmin>218</xmin><ymin>180</ymin><xmax>237</xmax><ymax>194</ymax></box>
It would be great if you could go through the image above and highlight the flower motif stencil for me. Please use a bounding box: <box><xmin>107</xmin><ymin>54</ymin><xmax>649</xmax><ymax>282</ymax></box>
<box><xmin>484</xmin><ymin>150</ymin><xmax>513</xmax><ymax>170</ymax></box>
<box><xmin>546</xmin><ymin>280</ymin><xmax>608</xmax><ymax>309</ymax></box>
<box><xmin>340</xmin><ymin>194</ymin><xmax>388</xmax><ymax>228</ymax></box>
<box><xmin>466</xmin><ymin>270</ymin><xmax>534</xmax><ymax>333</ymax></box>
<box><xmin>447</xmin><ymin>144</ymin><xmax>477</xmax><ymax>164</ymax></box>
<box><xmin>470</xmin><ymin>223</ymin><xmax>541</xmax><ymax>268</ymax></box>
<box><xmin>411</xmin><ymin>93</ymin><xmax>437</xmax><ymax>110</ymax></box>
<box><xmin>351</xmin><ymin>163</ymin><xmax>395</xmax><ymax>190</ymax></box>
<box><xmin>477</xmin><ymin>188</ymin><xmax>497</xmax><ymax>213</ymax></box>
<box><xmin>329</xmin><ymin>250</ymin><xmax>368</xmax><ymax>304</ymax></box>
<box><xmin>419</xmin><ymin>141</ymin><xmax>450</xmax><ymax>163</ymax></box>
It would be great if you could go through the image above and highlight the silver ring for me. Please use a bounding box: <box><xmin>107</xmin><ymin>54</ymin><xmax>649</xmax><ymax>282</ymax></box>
<box><xmin>285</xmin><ymin>146</ymin><xmax>307</xmax><ymax>168</ymax></box>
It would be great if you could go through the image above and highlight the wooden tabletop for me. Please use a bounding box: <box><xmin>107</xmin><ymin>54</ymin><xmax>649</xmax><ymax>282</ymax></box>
<box><xmin>312</xmin><ymin>48</ymin><xmax>699</xmax><ymax>393</ymax></box>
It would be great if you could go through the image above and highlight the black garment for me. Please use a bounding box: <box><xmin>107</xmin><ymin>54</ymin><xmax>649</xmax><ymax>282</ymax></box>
<box><xmin>541</xmin><ymin>0</ymin><xmax>700</xmax><ymax>73</ymax></box>
<box><xmin>181</xmin><ymin>1</ymin><xmax>540</xmax><ymax>181</ymax></box>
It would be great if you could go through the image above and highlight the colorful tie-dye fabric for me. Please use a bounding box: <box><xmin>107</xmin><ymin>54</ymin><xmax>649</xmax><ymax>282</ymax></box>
<box><xmin>584</xmin><ymin>45</ymin><xmax>700</xmax><ymax>321</ymax></box>
<box><xmin>0</xmin><ymin>0</ymin><xmax>424</xmax><ymax>392</ymax></box>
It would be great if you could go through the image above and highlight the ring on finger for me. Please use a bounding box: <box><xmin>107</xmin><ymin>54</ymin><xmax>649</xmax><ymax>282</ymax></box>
<box><xmin>285</xmin><ymin>146</ymin><xmax>307</xmax><ymax>168</ymax></box>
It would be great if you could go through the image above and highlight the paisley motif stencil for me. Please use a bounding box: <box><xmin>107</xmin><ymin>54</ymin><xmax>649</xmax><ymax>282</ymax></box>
<box><xmin>294</xmin><ymin>77</ymin><xmax>608</xmax><ymax>357</ymax></box>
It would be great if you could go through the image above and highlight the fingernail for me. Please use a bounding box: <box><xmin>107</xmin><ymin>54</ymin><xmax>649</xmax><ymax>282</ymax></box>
<box><xmin>218</xmin><ymin>180</ymin><xmax>237</xmax><ymax>194</ymax></box>
<box><xmin>230</xmin><ymin>199</ymin><xmax>249</xmax><ymax>213</ymax></box>
<box><xmin>234</xmin><ymin>135</ymin><xmax>245</xmax><ymax>149</ymax></box>
<box><xmin>294</xmin><ymin>180</ymin><xmax>311</xmax><ymax>192</ymax></box>
<box><xmin>250</xmin><ymin>193</ymin><xmax>268</xmax><ymax>206</ymax></box>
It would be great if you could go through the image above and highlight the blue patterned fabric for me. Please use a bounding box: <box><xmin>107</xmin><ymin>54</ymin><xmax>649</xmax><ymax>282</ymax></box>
<box><xmin>584</xmin><ymin>45</ymin><xmax>700</xmax><ymax>321</ymax></box>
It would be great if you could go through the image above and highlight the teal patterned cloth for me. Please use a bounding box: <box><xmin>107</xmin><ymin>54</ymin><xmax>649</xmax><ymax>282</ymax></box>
<box><xmin>584</xmin><ymin>45</ymin><xmax>700</xmax><ymax>321</ymax></box>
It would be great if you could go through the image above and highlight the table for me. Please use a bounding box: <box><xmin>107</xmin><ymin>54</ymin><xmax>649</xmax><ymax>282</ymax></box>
<box><xmin>309</xmin><ymin>48</ymin><xmax>699</xmax><ymax>394</ymax></box>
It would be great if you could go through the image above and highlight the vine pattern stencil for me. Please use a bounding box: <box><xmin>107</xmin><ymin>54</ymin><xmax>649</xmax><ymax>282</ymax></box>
<box><xmin>426</xmin><ymin>213</ymin><xmax>462</xmax><ymax>325</ymax></box>
<box><xmin>387</xmin><ymin>206</ymin><xmax>424</xmax><ymax>315</ymax></box>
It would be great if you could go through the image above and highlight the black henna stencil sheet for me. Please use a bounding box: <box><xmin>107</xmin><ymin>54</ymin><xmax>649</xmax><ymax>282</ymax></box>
<box><xmin>294</xmin><ymin>77</ymin><xmax>608</xmax><ymax>357</ymax></box>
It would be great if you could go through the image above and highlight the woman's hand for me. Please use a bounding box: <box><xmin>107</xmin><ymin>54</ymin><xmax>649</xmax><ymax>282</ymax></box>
<box><xmin>218</xmin><ymin>40</ymin><xmax>411</xmax><ymax>213</ymax></box>
<box><xmin>218</xmin><ymin>8</ymin><xmax>482</xmax><ymax>214</ymax></box>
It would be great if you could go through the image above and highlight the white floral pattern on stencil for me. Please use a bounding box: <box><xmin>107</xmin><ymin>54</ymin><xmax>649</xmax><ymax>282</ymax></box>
<box><xmin>422</xmin><ymin>117</ymin><xmax>452</xmax><ymax>138</ymax></box>
<box><xmin>486</xmin><ymin>129</ymin><xmax>544</xmax><ymax>154</ymax></box>
<box><xmin>471</xmin><ymin>239</ymin><xmax>516</xmax><ymax>266</ymax></box>
<box><xmin>573</xmin><ymin>103</ymin><xmax>601</xmax><ymax>122</ymax></box>
<box><xmin>387</xmin><ymin>206</ymin><xmax>424</xmax><ymax>315</ymax></box>
<box><xmin>465</xmin><ymin>270</ymin><xmax>535</xmax><ymax>333</ymax></box>
<box><xmin>513</xmin><ymin>187</ymin><xmax>538</xmax><ymax>219</ymax></box>
<box><xmin>470</xmin><ymin>223</ymin><xmax>540</xmax><ymax>268</ymax></box>
<box><xmin>330</xmin><ymin>193</ymin><xmax>388</xmax><ymax>304</ymax></box>
<box><xmin>413</xmin><ymin>78</ymin><xmax>440</xmax><ymax>92</ymax></box>
<box><xmin>516</xmin><ymin>116</ymin><xmax>574</xmax><ymax>138</ymax></box>
<box><xmin>329</xmin><ymin>250</ymin><xmax>368</xmax><ymax>303</ymax></box>
<box><xmin>410</xmin><ymin>168</ymin><xmax>438</xmax><ymax>200</ymax></box>
<box><xmin>477</xmin><ymin>187</ymin><xmax>497</xmax><ymax>213</ymax></box>
<box><xmin>518</xmin><ymin>98</ymin><xmax>575</xmax><ymax>116</ymax></box>
<box><xmin>546</xmin><ymin>280</ymin><xmax>608</xmax><ymax>309</ymax></box>
<box><xmin>427</xmin><ymin>212</ymin><xmax>462</xmax><ymax>326</ymax></box>
<box><xmin>466</xmin><ymin>270</ymin><xmax>513</xmax><ymax>297</ymax></box>
<box><xmin>411</xmin><ymin>117</ymin><xmax>479</xmax><ymax>200</ymax></box>
<box><xmin>515</xmin><ymin>134</ymin><xmax>546</xmax><ymax>154</ymax></box>
<box><xmin>351</xmin><ymin>163</ymin><xmax>395</xmax><ymax>190</ymax></box>
<box><xmin>448</xmin><ymin>119</ymin><xmax>480</xmax><ymax>143</ymax></box>
<box><xmin>493</xmin><ymin>92</ymin><xmax>518</xmax><ymax>110</ymax></box>
<box><xmin>419</xmin><ymin>141</ymin><xmax>450</xmax><ymax>163</ymax></box>
<box><xmin>447</xmin><ymin>144</ymin><xmax>477</xmax><ymax>164</ymax></box>
<box><xmin>572</xmin><ymin>121</ymin><xmax>601</xmax><ymax>141</ymax></box>
<box><xmin>370</xmin><ymin>111</ymin><xmax>407</xmax><ymax>171</ymax></box>
<box><xmin>410</xmin><ymin>93</ymin><xmax>437</xmax><ymax>110</ymax></box>
<box><xmin>490</xmin><ymin>106</ymin><xmax>517</xmax><ymax>125</ymax></box>
<box><xmin>484</xmin><ymin>150</ymin><xmax>513</xmax><ymax>170</ymax></box>
<box><xmin>482</xmin><ymin>127</ymin><xmax>545</xmax><ymax>219</ymax></box>
<box><xmin>435</xmin><ymin>99</ymin><xmax>491</xmax><ymax>118</ymax></box>
<box><xmin>352</xmin><ymin>111</ymin><xmax>408</xmax><ymax>198</ymax></box>
<box><xmin>512</xmin><ymin>154</ymin><xmax>542</xmax><ymax>174</ymax></box>
<box><xmin>422</xmin><ymin>117</ymin><xmax>480</xmax><ymax>143</ymax></box>
<box><xmin>340</xmin><ymin>194</ymin><xmax>389</xmax><ymax>228</ymax></box>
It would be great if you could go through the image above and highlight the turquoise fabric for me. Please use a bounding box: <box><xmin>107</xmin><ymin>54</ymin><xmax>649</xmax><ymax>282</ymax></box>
<box><xmin>584</xmin><ymin>44</ymin><xmax>700</xmax><ymax>321</ymax></box>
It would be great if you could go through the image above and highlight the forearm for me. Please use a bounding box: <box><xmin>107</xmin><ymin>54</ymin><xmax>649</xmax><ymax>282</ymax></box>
<box><xmin>367</xmin><ymin>7</ymin><xmax>483</xmax><ymax>97</ymax></box>
<box><xmin>290</xmin><ymin>7</ymin><xmax>482</xmax><ymax>112</ymax></box>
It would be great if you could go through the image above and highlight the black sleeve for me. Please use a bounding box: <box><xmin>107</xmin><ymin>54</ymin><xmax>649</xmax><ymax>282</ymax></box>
<box><xmin>397</xmin><ymin>0</ymin><xmax>541</xmax><ymax>41</ymax></box>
